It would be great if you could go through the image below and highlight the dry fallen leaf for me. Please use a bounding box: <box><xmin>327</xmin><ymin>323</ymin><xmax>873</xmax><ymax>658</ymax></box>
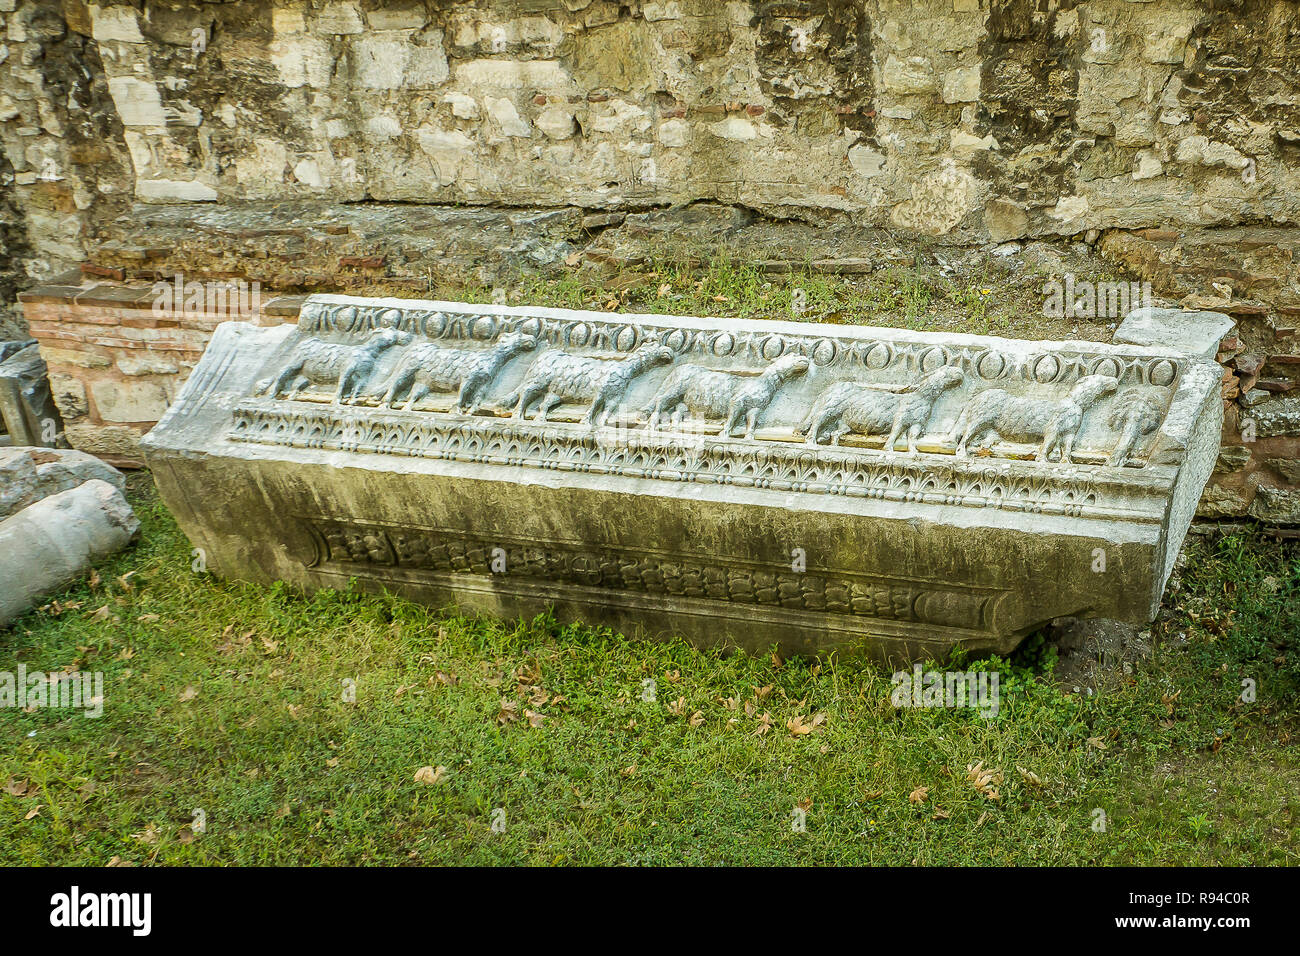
<box><xmin>496</xmin><ymin>698</ymin><xmax>519</xmax><ymax>725</ymax></box>
<box><xmin>909</xmin><ymin>786</ymin><xmax>930</xmax><ymax>805</ymax></box>
<box><xmin>524</xmin><ymin>709</ymin><xmax>547</xmax><ymax>729</ymax></box>
<box><xmin>1086</xmin><ymin>736</ymin><xmax>1108</xmax><ymax>751</ymax></box>
<box><xmin>787</xmin><ymin>714</ymin><xmax>814</xmax><ymax>737</ymax></box>
<box><xmin>932</xmin><ymin>807</ymin><xmax>950</xmax><ymax>820</ymax></box>
<box><xmin>25</xmin><ymin>805</ymin><xmax>42</xmax><ymax>820</ymax></box>
<box><xmin>413</xmin><ymin>765</ymin><xmax>447</xmax><ymax>785</ymax></box>
<box><xmin>753</xmin><ymin>712</ymin><xmax>774</xmax><ymax>737</ymax></box>
<box><xmin>667</xmin><ymin>696</ymin><xmax>688</xmax><ymax>716</ymax></box>
<box><xmin>688</xmin><ymin>710</ymin><xmax>704</xmax><ymax>728</ymax></box>
<box><xmin>966</xmin><ymin>762</ymin><xmax>1004</xmax><ymax>801</ymax></box>
<box><xmin>178</xmin><ymin>686</ymin><xmax>198</xmax><ymax>702</ymax></box>
<box><xmin>1016</xmin><ymin>766</ymin><xmax>1043</xmax><ymax>788</ymax></box>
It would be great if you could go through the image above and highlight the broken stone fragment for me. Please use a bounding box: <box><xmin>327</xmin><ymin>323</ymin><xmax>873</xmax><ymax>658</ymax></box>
<box><xmin>0</xmin><ymin>479</ymin><xmax>139</xmax><ymax>628</ymax></box>
<box><xmin>0</xmin><ymin>447</ymin><xmax>126</xmax><ymax>521</ymax></box>
<box><xmin>0</xmin><ymin>341</ymin><xmax>61</xmax><ymax>447</ymax></box>
<box><xmin>1114</xmin><ymin>307</ymin><xmax>1236</xmax><ymax>361</ymax></box>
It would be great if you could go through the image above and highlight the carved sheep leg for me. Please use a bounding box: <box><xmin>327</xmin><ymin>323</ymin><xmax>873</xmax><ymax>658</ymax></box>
<box><xmin>457</xmin><ymin>374</ymin><xmax>490</xmax><ymax>415</ymax></box>
<box><xmin>269</xmin><ymin>363</ymin><xmax>304</xmax><ymax>399</ymax></box>
<box><xmin>512</xmin><ymin>383</ymin><xmax>547</xmax><ymax>420</ymax></box>
<box><xmin>404</xmin><ymin>382</ymin><xmax>431</xmax><ymax>411</ymax></box>
<box><xmin>285</xmin><ymin>375</ymin><xmax>309</xmax><ymax>401</ymax></box>
<box><xmin>884</xmin><ymin>415</ymin><xmax>906</xmax><ymax>453</ymax></box>
<box><xmin>1109</xmin><ymin>419</ymin><xmax>1142</xmax><ymax>467</ymax></box>
<box><xmin>537</xmin><ymin>393</ymin><xmax>564</xmax><ymax>422</ymax></box>
<box><xmin>381</xmin><ymin>365</ymin><xmax>417</xmax><ymax>408</ymax></box>
<box><xmin>337</xmin><ymin>363</ymin><xmax>367</xmax><ymax>405</ymax></box>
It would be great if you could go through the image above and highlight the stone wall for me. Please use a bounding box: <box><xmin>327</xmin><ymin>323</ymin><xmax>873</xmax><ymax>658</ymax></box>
<box><xmin>4</xmin><ymin>1</ymin><xmax>1300</xmax><ymax>265</ymax></box>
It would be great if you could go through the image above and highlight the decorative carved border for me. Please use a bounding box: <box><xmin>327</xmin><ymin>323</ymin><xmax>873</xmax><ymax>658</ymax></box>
<box><xmin>228</xmin><ymin>398</ymin><xmax>1173</xmax><ymax>523</ymax></box>
<box><xmin>296</xmin><ymin>297</ymin><xmax>1187</xmax><ymax>390</ymax></box>
<box><xmin>299</xmin><ymin>515</ymin><xmax>1011</xmax><ymax>634</ymax></box>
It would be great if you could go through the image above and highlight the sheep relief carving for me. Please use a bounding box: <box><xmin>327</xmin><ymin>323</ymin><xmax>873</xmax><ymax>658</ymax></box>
<box><xmin>244</xmin><ymin>305</ymin><xmax>1178</xmax><ymax>469</ymax></box>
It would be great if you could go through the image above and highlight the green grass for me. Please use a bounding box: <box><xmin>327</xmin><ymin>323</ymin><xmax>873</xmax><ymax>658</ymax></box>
<box><xmin>1</xmin><ymin>477</ymin><xmax>1297</xmax><ymax>865</ymax></box>
<box><xmin>437</xmin><ymin>249</ymin><xmax>1092</xmax><ymax>341</ymax></box>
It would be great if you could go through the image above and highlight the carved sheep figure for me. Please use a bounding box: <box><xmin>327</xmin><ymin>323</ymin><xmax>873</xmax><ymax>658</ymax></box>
<box><xmin>379</xmin><ymin>331</ymin><xmax>537</xmax><ymax>414</ymax></box>
<box><xmin>1106</xmin><ymin>388</ymin><xmax>1165</xmax><ymax>467</ymax></box>
<box><xmin>503</xmin><ymin>343</ymin><xmax>676</xmax><ymax>425</ymax></box>
<box><xmin>646</xmin><ymin>353</ymin><xmax>811</xmax><ymax>439</ymax></box>
<box><xmin>796</xmin><ymin>366</ymin><xmax>965</xmax><ymax>451</ymax></box>
<box><xmin>948</xmin><ymin>374</ymin><xmax>1120</xmax><ymax>463</ymax></box>
<box><xmin>259</xmin><ymin>327</ymin><xmax>412</xmax><ymax>404</ymax></box>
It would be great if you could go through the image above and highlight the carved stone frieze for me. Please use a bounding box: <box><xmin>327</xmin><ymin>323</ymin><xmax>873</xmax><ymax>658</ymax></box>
<box><xmin>142</xmin><ymin>295</ymin><xmax>1226</xmax><ymax>661</ymax></box>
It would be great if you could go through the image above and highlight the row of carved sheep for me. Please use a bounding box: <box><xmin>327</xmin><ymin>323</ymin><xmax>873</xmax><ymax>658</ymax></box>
<box><xmin>257</xmin><ymin>330</ymin><xmax>1146</xmax><ymax>463</ymax></box>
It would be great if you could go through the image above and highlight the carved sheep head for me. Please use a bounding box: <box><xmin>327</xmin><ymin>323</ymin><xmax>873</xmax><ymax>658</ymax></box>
<box><xmin>1070</xmin><ymin>374</ymin><xmax>1120</xmax><ymax>406</ymax></box>
<box><xmin>371</xmin><ymin>328</ymin><xmax>413</xmax><ymax>349</ymax></box>
<box><xmin>497</xmin><ymin>332</ymin><xmax>539</xmax><ymax>354</ymax></box>
<box><xmin>1108</xmin><ymin>388</ymin><xmax>1164</xmax><ymax>432</ymax></box>
<box><xmin>637</xmin><ymin>344</ymin><xmax>676</xmax><ymax>367</ymax></box>
<box><xmin>924</xmin><ymin>366</ymin><xmax>965</xmax><ymax>391</ymax></box>
<box><xmin>771</xmin><ymin>354</ymin><xmax>811</xmax><ymax>378</ymax></box>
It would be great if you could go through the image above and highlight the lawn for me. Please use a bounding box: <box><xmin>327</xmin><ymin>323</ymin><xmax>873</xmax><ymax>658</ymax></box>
<box><xmin>1</xmin><ymin>473</ymin><xmax>1296</xmax><ymax>866</ymax></box>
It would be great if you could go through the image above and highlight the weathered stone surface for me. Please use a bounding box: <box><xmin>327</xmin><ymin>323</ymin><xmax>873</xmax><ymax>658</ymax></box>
<box><xmin>1248</xmin><ymin>485</ymin><xmax>1300</xmax><ymax>524</ymax></box>
<box><xmin>0</xmin><ymin>478</ymin><xmax>139</xmax><ymax>627</ymax></box>
<box><xmin>143</xmin><ymin>295</ymin><xmax>1224</xmax><ymax>662</ymax></box>
<box><xmin>0</xmin><ymin>339</ymin><xmax>61</xmax><ymax>446</ymax></box>
<box><xmin>1197</xmin><ymin>483</ymin><xmax>1250</xmax><ymax>519</ymax></box>
<box><xmin>1115</xmin><ymin>307</ymin><xmax>1236</xmax><ymax>361</ymax></box>
<box><xmin>1246</xmin><ymin>396</ymin><xmax>1300</xmax><ymax>438</ymax></box>
<box><xmin>0</xmin><ymin>446</ymin><xmax>125</xmax><ymax>520</ymax></box>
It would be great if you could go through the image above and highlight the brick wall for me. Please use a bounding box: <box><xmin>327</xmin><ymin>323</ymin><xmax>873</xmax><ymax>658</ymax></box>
<box><xmin>18</xmin><ymin>278</ymin><xmax>301</xmax><ymax>465</ymax></box>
